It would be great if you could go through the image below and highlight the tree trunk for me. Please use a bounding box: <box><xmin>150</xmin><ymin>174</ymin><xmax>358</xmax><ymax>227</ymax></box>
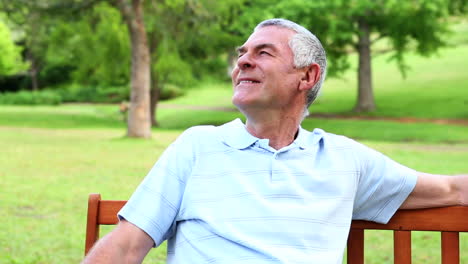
<box><xmin>116</xmin><ymin>0</ymin><xmax>151</xmax><ymax>138</ymax></box>
<box><xmin>354</xmin><ymin>19</ymin><xmax>375</xmax><ymax>112</ymax></box>
<box><xmin>29</xmin><ymin>55</ymin><xmax>39</xmax><ymax>91</ymax></box>
<box><xmin>27</xmin><ymin>11</ymin><xmax>40</xmax><ymax>91</ymax></box>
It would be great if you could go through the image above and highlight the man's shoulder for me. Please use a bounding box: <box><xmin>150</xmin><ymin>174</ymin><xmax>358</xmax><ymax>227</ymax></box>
<box><xmin>182</xmin><ymin>124</ymin><xmax>218</xmax><ymax>136</ymax></box>
<box><xmin>176</xmin><ymin>120</ymin><xmax>238</xmax><ymax>147</ymax></box>
<box><xmin>308</xmin><ymin>127</ymin><xmax>360</xmax><ymax>148</ymax></box>
<box><xmin>177</xmin><ymin>125</ymin><xmax>220</xmax><ymax>145</ymax></box>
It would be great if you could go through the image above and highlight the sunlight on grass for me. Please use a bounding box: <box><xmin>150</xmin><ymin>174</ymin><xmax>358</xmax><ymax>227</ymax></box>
<box><xmin>162</xmin><ymin>81</ymin><xmax>233</xmax><ymax>107</ymax></box>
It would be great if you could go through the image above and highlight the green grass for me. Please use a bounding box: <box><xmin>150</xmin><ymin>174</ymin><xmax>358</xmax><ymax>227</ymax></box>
<box><xmin>2</xmin><ymin>104</ymin><xmax>466</xmax><ymax>144</ymax></box>
<box><xmin>0</xmin><ymin>127</ymin><xmax>170</xmax><ymax>263</ymax></box>
<box><xmin>0</xmin><ymin>104</ymin><xmax>467</xmax><ymax>264</ymax></box>
<box><xmin>0</xmin><ymin>104</ymin><xmax>124</xmax><ymax>129</ymax></box>
<box><xmin>1</xmin><ymin>124</ymin><xmax>467</xmax><ymax>264</ymax></box>
<box><xmin>164</xmin><ymin>81</ymin><xmax>234</xmax><ymax>107</ymax></box>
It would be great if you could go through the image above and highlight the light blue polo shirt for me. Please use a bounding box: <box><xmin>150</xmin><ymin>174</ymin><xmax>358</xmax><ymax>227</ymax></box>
<box><xmin>118</xmin><ymin>118</ymin><xmax>417</xmax><ymax>264</ymax></box>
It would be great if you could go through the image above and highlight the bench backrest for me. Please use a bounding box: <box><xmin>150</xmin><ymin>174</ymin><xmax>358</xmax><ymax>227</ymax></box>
<box><xmin>85</xmin><ymin>193</ymin><xmax>468</xmax><ymax>263</ymax></box>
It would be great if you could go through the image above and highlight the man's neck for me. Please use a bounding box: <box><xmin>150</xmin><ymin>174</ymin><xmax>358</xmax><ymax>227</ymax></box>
<box><xmin>245</xmin><ymin>114</ymin><xmax>301</xmax><ymax>150</ymax></box>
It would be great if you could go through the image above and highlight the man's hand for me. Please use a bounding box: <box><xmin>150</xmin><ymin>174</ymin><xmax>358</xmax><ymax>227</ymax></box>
<box><xmin>81</xmin><ymin>220</ymin><xmax>154</xmax><ymax>264</ymax></box>
<box><xmin>401</xmin><ymin>173</ymin><xmax>468</xmax><ymax>209</ymax></box>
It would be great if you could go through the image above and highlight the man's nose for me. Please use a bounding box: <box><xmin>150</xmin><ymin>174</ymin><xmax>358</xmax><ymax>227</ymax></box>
<box><xmin>237</xmin><ymin>53</ymin><xmax>255</xmax><ymax>70</ymax></box>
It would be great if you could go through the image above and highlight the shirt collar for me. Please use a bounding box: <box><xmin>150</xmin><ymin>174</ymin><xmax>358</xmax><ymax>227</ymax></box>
<box><xmin>221</xmin><ymin>118</ymin><xmax>259</xmax><ymax>149</ymax></box>
<box><xmin>294</xmin><ymin>126</ymin><xmax>324</xmax><ymax>149</ymax></box>
<box><xmin>221</xmin><ymin>118</ymin><xmax>324</xmax><ymax>150</ymax></box>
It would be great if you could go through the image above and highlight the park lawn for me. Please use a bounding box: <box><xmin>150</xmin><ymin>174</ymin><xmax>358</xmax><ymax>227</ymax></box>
<box><xmin>0</xmin><ymin>104</ymin><xmax>468</xmax><ymax>263</ymax></box>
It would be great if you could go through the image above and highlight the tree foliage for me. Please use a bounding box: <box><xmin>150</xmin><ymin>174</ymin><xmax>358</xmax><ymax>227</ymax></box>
<box><xmin>46</xmin><ymin>2</ymin><xmax>131</xmax><ymax>86</ymax></box>
<box><xmin>144</xmin><ymin>0</ymin><xmax>244</xmax><ymax>80</ymax></box>
<box><xmin>1</xmin><ymin>0</ymin><xmax>465</xmax><ymax>116</ymax></box>
<box><xmin>0</xmin><ymin>19</ymin><xmax>27</xmax><ymax>76</ymax></box>
<box><xmin>141</xmin><ymin>0</ymin><xmax>245</xmax><ymax>125</ymax></box>
<box><xmin>0</xmin><ymin>0</ymin><xmax>88</xmax><ymax>90</ymax></box>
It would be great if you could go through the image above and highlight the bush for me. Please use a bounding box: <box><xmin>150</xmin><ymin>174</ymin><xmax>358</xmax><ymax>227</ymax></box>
<box><xmin>56</xmin><ymin>85</ymin><xmax>130</xmax><ymax>103</ymax></box>
<box><xmin>0</xmin><ymin>84</ymin><xmax>185</xmax><ymax>106</ymax></box>
<box><xmin>160</xmin><ymin>84</ymin><xmax>185</xmax><ymax>100</ymax></box>
<box><xmin>96</xmin><ymin>86</ymin><xmax>130</xmax><ymax>103</ymax></box>
<box><xmin>56</xmin><ymin>84</ymin><xmax>183</xmax><ymax>102</ymax></box>
<box><xmin>0</xmin><ymin>90</ymin><xmax>62</xmax><ymax>105</ymax></box>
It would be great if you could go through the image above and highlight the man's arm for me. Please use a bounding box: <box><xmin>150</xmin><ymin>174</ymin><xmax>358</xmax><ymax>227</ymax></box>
<box><xmin>400</xmin><ymin>173</ymin><xmax>468</xmax><ymax>209</ymax></box>
<box><xmin>81</xmin><ymin>219</ymin><xmax>154</xmax><ymax>264</ymax></box>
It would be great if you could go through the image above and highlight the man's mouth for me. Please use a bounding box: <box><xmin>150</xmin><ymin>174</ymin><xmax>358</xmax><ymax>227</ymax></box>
<box><xmin>237</xmin><ymin>78</ymin><xmax>260</xmax><ymax>85</ymax></box>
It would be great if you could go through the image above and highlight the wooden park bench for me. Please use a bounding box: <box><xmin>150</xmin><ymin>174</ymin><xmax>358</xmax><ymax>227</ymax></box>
<box><xmin>84</xmin><ymin>193</ymin><xmax>468</xmax><ymax>263</ymax></box>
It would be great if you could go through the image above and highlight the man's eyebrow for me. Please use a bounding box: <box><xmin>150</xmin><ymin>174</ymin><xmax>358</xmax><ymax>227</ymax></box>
<box><xmin>236</xmin><ymin>46</ymin><xmax>246</xmax><ymax>54</ymax></box>
<box><xmin>236</xmin><ymin>43</ymin><xmax>277</xmax><ymax>54</ymax></box>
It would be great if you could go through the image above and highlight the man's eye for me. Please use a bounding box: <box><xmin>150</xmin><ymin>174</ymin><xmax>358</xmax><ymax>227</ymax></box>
<box><xmin>259</xmin><ymin>51</ymin><xmax>271</xmax><ymax>56</ymax></box>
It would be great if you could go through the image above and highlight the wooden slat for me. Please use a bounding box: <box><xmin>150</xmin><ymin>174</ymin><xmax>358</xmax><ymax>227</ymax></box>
<box><xmin>441</xmin><ymin>231</ymin><xmax>459</xmax><ymax>264</ymax></box>
<box><xmin>84</xmin><ymin>193</ymin><xmax>101</xmax><ymax>255</ymax></box>
<box><xmin>97</xmin><ymin>200</ymin><xmax>126</xmax><ymax>225</ymax></box>
<box><xmin>347</xmin><ymin>228</ymin><xmax>364</xmax><ymax>264</ymax></box>
<box><xmin>86</xmin><ymin>194</ymin><xmax>468</xmax><ymax>262</ymax></box>
<box><xmin>351</xmin><ymin>206</ymin><xmax>468</xmax><ymax>232</ymax></box>
<box><xmin>85</xmin><ymin>196</ymin><xmax>126</xmax><ymax>255</ymax></box>
<box><xmin>394</xmin><ymin>230</ymin><xmax>411</xmax><ymax>264</ymax></box>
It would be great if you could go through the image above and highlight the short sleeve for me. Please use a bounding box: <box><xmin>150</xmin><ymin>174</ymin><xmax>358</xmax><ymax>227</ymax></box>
<box><xmin>118</xmin><ymin>129</ymin><xmax>196</xmax><ymax>247</ymax></box>
<box><xmin>352</xmin><ymin>142</ymin><xmax>418</xmax><ymax>224</ymax></box>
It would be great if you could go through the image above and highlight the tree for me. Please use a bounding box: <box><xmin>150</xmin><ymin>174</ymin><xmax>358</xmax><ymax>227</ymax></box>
<box><xmin>45</xmin><ymin>3</ymin><xmax>130</xmax><ymax>87</ymax></box>
<box><xmin>0</xmin><ymin>19</ymin><xmax>27</xmax><ymax>76</ymax></box>
<box><xmin>143</xmin><ymin>0</ymin><xmax>244</xmax><ymax>126</ymax></box>
<box><xmin>0</xmin><ymin>0</ymin><xmax>53</xmax><ymax>90</ymax></box>
<box><xmin>53</xmin><ymin>0</ymin><xmax>152</xmax><ymax>138</ymax></box>
<box><xmin>112</xmin><ymin>0</ymin><xmax>151</xmax><ymax>138</ymax></box>
<box><xmin>50</xmin><ymin>0</ymin><xmax>243</xmax><ymax>133</ymax></box>
<box><xmin>2</xmin><ymin>0</ymin><xmax>151</xmax><ymax>138</ymax></box>
<box><xmin>116</xmin><ymin>0</ymin><xmax>243</xmax><ymax>132</ymax></box>
<box><xmin>234</xmin><ymin>0</ymin><xmax>461</xmax><ymax>112</ymax></box>
<box><xmin>1</xmin><ymin>0</ymin><xmax>245</xmax><ymax>137</ymax></box>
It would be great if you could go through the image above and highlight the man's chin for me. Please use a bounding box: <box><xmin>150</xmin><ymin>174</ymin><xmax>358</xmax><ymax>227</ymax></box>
<box><xmin>233</xmin><ymin>99</ymin><xmax>267</xmax><ymax>113</ymax></box>
<box><xmin>232</xmin><ymin>95</ymin><xmax>253</xmax><ymax>108</ymax></box>
<box><xmin>232</xmin><ymin>99</ymin><xmax>250</xmax><ymax>113</ymax></box>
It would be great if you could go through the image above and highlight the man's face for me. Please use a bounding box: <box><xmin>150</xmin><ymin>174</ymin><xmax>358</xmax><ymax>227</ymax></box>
<box><xmin>231</xmin><ymin>26</ymin><xmax>304</xmax><ymax>112</ymax></box>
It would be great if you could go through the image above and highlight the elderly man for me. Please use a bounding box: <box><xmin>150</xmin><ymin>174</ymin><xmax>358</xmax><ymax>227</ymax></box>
<box><xmin>82</xmin><ymin>18</ymin><xmax>467</xmax><ymax>264</ymax></box>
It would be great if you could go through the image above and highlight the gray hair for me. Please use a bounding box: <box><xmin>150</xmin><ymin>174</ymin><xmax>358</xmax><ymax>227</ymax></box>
<box><xmin>255</xmin><ymin>18</ymin><xmax>327</xmax><ymax>116</ymax></box>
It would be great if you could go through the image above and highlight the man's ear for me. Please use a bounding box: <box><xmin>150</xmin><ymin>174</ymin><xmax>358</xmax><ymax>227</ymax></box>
<box><xmin>299</xmin><ymin>63</ymin><xmax>320</xmax><ymax>92</ymax></box>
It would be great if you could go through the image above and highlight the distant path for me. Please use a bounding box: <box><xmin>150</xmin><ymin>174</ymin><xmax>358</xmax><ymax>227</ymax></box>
<box><xmin>160</xmin><ymin>104</ymin><xmax>468</xmax><ymax>126</ymax></box>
